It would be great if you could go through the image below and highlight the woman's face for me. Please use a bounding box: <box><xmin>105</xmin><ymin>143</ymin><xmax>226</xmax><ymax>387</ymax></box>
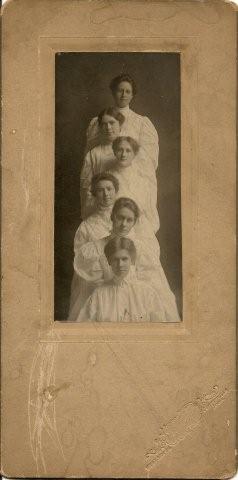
<box><xmin>94</xmin><ymin>180</ymin><xmax>116</xmax><ymax>207</ymax></box>
<box><xmin>114</xmin><ymin>140</ymin><xmax>135</xmax><ymax>168</ymax></box>
<box><xmin>113</xmin><ymin>81</ymin><xmax>133</xmax><ymax>108</ymax></box>
<box><xmin>112</xmin><ymin>207</ymin><xmax>136</xmax><ymax>236</ymax></box>
<box><xmin>109</xmin><ymin>248</ymin><xmax>132</xmax><ymax>279</ymax></box>
<box><xmin>100</xmin><ymin>114</ymin><xmax>121</xmax><ymax>143</ymax></box>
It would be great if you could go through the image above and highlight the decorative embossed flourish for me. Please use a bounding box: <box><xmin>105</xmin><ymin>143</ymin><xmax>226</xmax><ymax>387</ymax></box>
<box><xmin>145</xmin><ymin>385</ymin><xmax>230</xmax><ymax>475</ymax></box>
<box><xmin>28</xmin><ymin>338</ymin><xmax>99</xmax><ymax>475</ymax></box>
<box><xmin>28</xmin><ymin>341</ymin><xmax>66</xmax><ymax>474</ymax></box>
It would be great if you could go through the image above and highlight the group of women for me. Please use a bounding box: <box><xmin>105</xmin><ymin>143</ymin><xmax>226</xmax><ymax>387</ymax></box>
<box><xmin>68</xmin><ymin>74</ymin><xmax>180</xmax><ymax>322</ymax></box>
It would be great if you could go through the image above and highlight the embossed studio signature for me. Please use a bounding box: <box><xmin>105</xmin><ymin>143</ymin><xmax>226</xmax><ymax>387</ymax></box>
<box><xmin>145</xmin><ymin>385</ymin><xmax>229</xmax><ymax>472</ymax></box>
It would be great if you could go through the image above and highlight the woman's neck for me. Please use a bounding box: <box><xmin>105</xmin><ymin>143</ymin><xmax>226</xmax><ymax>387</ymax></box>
<box><xmin>97</xmin><ymin>204</ymin><xmax>113</xmax><ymax>214</ymax></box>
<box><xmin>117</xmin><ymin>105</ymin><xmax>130</xmax><ymax>113</ymax></box>
<box><xmin>115</xmin><ymin>162</ymin><xmax>133</xmax><ymax>171</ymax></box>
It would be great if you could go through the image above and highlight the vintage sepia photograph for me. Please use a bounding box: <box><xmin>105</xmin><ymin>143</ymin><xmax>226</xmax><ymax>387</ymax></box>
<box><xmin>2</xmin><ymin>1</ymin><xmax>236</xmax><ymax>477</ymax></box>
<box><xmin>55</xmin><ymin>52</ymin><xmax>182</xmax><ymax>322</ymax></box>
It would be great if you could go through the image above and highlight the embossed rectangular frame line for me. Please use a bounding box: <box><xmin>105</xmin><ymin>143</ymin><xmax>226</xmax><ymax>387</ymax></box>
<box><xmin>39</xmin><ymin>36</ymin><xmax>199</xmax><ymax>342</ymax></box>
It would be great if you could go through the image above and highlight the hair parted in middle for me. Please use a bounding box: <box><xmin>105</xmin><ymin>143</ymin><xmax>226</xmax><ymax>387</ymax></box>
<box><xmin>91</xmin><ymin>172</ymin><xmax>120</xmax><ymax>197</ymax></box>
<box><xmin>98</xmin><ymin>107</ymin><xmax>125</xmax><ymax>127</ymax></box>
<box><xmin>112</xmin><ymin>136</ymin><xmax>140</xmax><ymax>156</ymax></box>
<box><xmin>104</xmin><ymin>236</ymin><xmax>137</xmax><ymax>264</ymax></box>
<box><xmin>109</xmin><ymin>74</ymin><xmax>137</xmax><ymax>96</ymax></box>
<box><xmin>111</xmin><ymin>197</ymin><xmax>140</xmax><ymax>222</ymax></box>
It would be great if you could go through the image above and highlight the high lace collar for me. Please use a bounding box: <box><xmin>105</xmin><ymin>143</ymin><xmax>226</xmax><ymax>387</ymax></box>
<box><xmin>107</xmin><ymin>228</ymin><xmax>136</xmax><ymax>242</ymax></box>
<box><xmin>97</xmin><ymin>205</ymin><xmax>113</xmax><ymax>217</ymax></box>
<box><xmin>111</xmin><ymin>266</ymin><xmax>136</xmax><ymax>286</ymax></box>
<box><xmin>118</xmin><ymin>105</ymin><xmax>130</xmax><ymax>117</ymax></box>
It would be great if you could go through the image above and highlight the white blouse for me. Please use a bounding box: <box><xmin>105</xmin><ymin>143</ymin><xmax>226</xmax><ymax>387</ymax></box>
<box><xmin>76</xmin><ymin>268</ymin><xmax>166</xmax><ymax>323</ymax></box>
<box><xmin>74</xmin><ymin>207</ymin><xmax>113</xmax><ymax>252</ymax></box>
<box><xmin>85</xmin><ymin>106</ymin><xmax>159</xmax><ymax>231</ymax></box>
<box><xmin>74</xmin><ymin>230</ymin><xmax>180</xmax><ymax>322</ymax></box>
<box><xmin>86</xmin><ymin>106</ymin><xmax>159</xmax><ymax>171</ymax></box>
<box><xmin>109</xmin><ymin>163</ymin><xmax>160</xmax><ymax>233</ymax></box>
<box><xmin>68</xmin><ymin>206</ymin><xmax>113</xmax><ymax>322</ymax></box>
<box><xmin>80</xmin><ymin>144</ymin><xmax>116</xmax><ymax>218</ymax></box>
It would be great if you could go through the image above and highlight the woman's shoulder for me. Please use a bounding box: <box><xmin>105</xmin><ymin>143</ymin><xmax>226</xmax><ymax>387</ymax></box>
<box><xmin>90</xmin><ymin>281</ymin><xmax>115</xmax><ymax>304</ymax></box>
<box><xmin>74</xmin><ymin>222</ymin><xmax>88</xmax><ymax>244</ymax></box>
<box><xmin>85</xmin><ymin>212</ymin><xmax>112</xmax><ymax>233</ymax></box>
<box><xmin>130</xmin><ymin>109</ymin><xmax>158</xmax><ymax>134</ymax></box>
<box><xmin>129</xmin><ymin>109</ymin><xmax>143</xmax><ymax>119</ymax></box>
<box><xmin>141</xmin><ymin>114</ymin><xmax>158</xmax><ymax>132</ymax></box>
<box><xmin>87</xmin><ymin>144</ymin><xmax>103</xmax><ymax>156</ymax></box>
<box><xmin>132</xmin><ymin>277</ymin><xmax>157</xmax><ymax>298</ymax></box>
<box><xmin>130</xmin><ymin>109</ymin><xmax>153</xmax><ymax>123</ymax></box>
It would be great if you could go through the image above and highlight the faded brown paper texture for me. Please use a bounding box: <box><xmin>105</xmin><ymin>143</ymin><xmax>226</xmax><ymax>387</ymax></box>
<box><xmin>1</xmin><ymin>0</ymin><xmax>236</xmax><ymax>478</ymax></box>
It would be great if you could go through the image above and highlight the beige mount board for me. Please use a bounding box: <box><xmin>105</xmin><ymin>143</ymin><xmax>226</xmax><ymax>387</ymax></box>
<box><xmin>1</xmin><ymin>0</ymin><xmax>236</xmax><ymax>478</ymax></box>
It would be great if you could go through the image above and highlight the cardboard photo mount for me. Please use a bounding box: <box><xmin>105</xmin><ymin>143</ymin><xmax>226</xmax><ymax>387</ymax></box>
<box><xmin>1</xmin><ymin>0</ymin><xmax>237</xmax><ymax>478</ymax></box>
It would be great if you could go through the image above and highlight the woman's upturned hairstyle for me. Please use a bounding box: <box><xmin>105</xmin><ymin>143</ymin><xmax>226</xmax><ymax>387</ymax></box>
<box><xmin>112</xmin><ymin>136</ymin><xmax>140</xmax><ymax>156</ymax></box>
<box><xmin>111</xmin><ymin>197</ymin><xmax>140</xmax><ymax>223</ymax></box>
<box><xmin>98</xmin><ymin>107</ymin><xmax>125</xmax><ymax>127</ymax></box>
<box><xmin>104</xmin><ymin>236</ymin><xmax>137</xmax><ymax>264</ymax></box>
<box><xmin>91</xmin><ymin>172</ymin><xmax>119</xmax><ymax>197</ymax></box>
<box><xmin>109</xmin><ymin>74</ymin><xmax>137</xmax><ymax>96</ymax></box>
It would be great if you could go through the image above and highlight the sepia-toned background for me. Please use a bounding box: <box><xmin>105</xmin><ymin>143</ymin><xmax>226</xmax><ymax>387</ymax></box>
<box><xmin>55</xmin><ymin>52</ymin><xmax>181</xmax><ymax>320</ymax></box>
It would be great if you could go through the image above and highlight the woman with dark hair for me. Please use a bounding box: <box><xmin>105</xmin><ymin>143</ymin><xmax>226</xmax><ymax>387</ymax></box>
<box><xmin>76</xmin><ymin>237</ymin><xmax>165</xmax><ymax>323</ymax></box>
<box><xmin>68</xmin><ymin>196</ymin><xmax>139</xmax><ymax>320</ymax></box>
<box><xmin>85</xmin><ymin>74</ymin><xmax>159</xmax><ymax>229</ymax></box>
<box><xmin>68</xmin><ymin>172</ymin><xmax>119</xmax><ymax>321</ymax></box>
<box><xmin>86</xmin><ymin>74</ymin><xmax>158</xmax><ymax>171</ymax></box>
<box><xmin>80</xmin><ymin>107</ymin><xmax>125</xmax><ymax>217</ymax></box>
<box><xmin>75</xmin><ymin>172</ymin><xmax>119</xmax><ymax>250</ymax></box>
<box><xmin>73</xmin><ymin>197</ymin><xmax>140</xmax><ymax>290</ymax></box>
<box><xmin>70</xmin><ymin>197</ymin><xmax>180</xmax><ymax>322</ymax></box>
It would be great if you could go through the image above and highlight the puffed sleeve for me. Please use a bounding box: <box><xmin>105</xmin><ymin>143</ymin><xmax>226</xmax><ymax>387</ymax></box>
<box><xmin>134</xmin><ymin>239</ymin><xmax>161</xmax><ymax>280</ymax></box>
<box><xmin>85</xmin><ymin>116</ymin><xmax>100</xmax><ymax>153</ymax></box>
<box><xmin>139</xmin><ymin>116</ymin><xmax>159</xmax><ymax>171</ymax></box>
<box><xmin>80</xmin><ymin>149</ymin><xmax>96</xmax><ymax>218</ymax></box>
<box><xmin>74</xmin><ymin>241</ymin><xmax>112</xmax><ymax>283</ymax></box>
<box><xmin>74</xmin><ymin>222</ymin><xmax>89</xmax><ymax>254</ymax></box>
<box><xmin>74</xmin><ymin>242</ymin><xmax>102</xmax><ymax>283</ymax></box>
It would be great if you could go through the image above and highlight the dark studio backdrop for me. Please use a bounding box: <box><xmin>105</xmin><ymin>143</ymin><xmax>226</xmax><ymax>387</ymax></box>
<box><xmin>55</xmin><ymin>52</ymin><xmax>182</xmax><ymax>320</ymax></box>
